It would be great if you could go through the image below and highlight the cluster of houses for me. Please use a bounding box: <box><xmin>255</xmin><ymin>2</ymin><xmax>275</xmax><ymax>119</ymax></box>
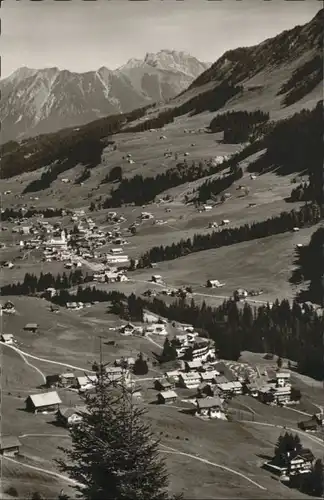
<box><xmin>153</xmin><ymin>359</ymin><xmax>243</xmax><ymax>420</ymax></box>
<box><xmin>245</xmin><ymin>371</ymin><xmax>296</xmax><ymax>406</ymax></box>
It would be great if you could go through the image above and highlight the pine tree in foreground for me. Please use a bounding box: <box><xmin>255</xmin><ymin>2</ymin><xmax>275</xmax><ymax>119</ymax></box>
<box><xmin>56</xmin><ymin>369</ymin><xmax>180</xmax><ymax>500</ymax></box>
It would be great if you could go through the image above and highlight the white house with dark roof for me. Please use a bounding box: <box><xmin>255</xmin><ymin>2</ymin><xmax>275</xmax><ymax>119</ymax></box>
<box><xmin>196</xmin><ymin>396</ymin><xmax>226</xmax><ymax>419</ymax></box>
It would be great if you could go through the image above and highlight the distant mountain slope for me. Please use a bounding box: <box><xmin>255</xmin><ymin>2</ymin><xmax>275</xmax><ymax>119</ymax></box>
<box><xmin>124</xmin><ymin>8</ymin><xmax>323</xmax><ymax>131</ymax></box>
<box><xmin>0</xmin><ymin>50</ymin><xmax>209</xmax><ymax>143</ymax></box>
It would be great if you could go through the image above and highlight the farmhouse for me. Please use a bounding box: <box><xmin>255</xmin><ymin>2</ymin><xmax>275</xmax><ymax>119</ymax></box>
<box><xmin>233</xmin><ymin>288</ymin><xmax>248</xmax><ymax>301</ymax></box>
<box><xmin>151</xmin><ymin>275</ymin><xmax>163</xmax><ymax>284</ymax></box>
<box><xmin>0</xmin><ymin>333</ymin><xmax>15</xmax><ymax>345</ymax></box>
<box><xmin>0</xmin><ymin>436</ymin><xmax>21</xmax><ymax>456</ymax></box>
<box><xmin>106</xmin><ymin>254</ymin><xmax>129</xmax><ymax>265</ymax></box>
<box><xmin>25</xmin><ymin>391</ymin><xmax>62</xmax><ymax>414</ymax></box>
<box><xmin>145</xmin><ymin>323</ymin><xmax>168</xmax><ymax>336</ymax></box>
<box><xmin>105</xmin><ymin>366</ymin><xmax>130</xmax><ymax>383</ymax></box>
<box><xmin>266</xmin><ymin>448</ymin><xmax>316</xmax><ymax>478</ymax></box>
<box><xmin>76</xmin><ymin>375</ymin><xmax>97</xmax><ymax>391</ymax></box>
<box><xmin>196</xmin><ymin>396</ymin><xmax>226</xmax><ymax>419</ymax></box>
<box><xmin>45</xmin><ymin>374</ymin><xmax>61</xmax><ymax>388</ymax></box>
<box><xmin>157</xmin><ymin>390</ymin><xmax>177</xmax><ymax>404</ymax></box>
<box><xmin>200</xmin><ymin>371</ymin><xmax>218</xmax><ymax>383</ymax></box>
<box><xmin>206</xmin><ymin>279</ymin><xmax>223</xmax><ymax>288</ymax></box>
<box><xmin>23</xmin><ymin>323</ymin><xmax>38</xmax><ymax>333</ymax></box>
<box><xmin>184</xmin><ymin>360</ymin><xmax>203</xmax><ymax>372</ymax></box>
<box><xmin>110</xmin><ymin>248</ymin><xmax>123</xmax><ymax>255</ymax></box>
<box><xmin>154</xmin><ymin>379</ymin><xmax>174</xmax><ymax>391</ymax></box>
<box><xmin>217</xmin><ymin>381</ymin><xmax>243</xmax><ymax>397</ymax></box>
<box><xmin>179</xmin><ymin>371</ymin><xmax>201</xmax><ymax>390</ymax></box>
<box><xmin>56</xmin><ymin>406</ymin><xmax>86</xmax><ymax>427</ymax></box>
<box><xmin>60</xmin><ymin>372</ymin><xmax>76</xmax><ymax>386</ymax></box>
<box><xmin>165</xmin><ymin>370</ymin><xmax>181</xmax><ymax>383</ymax></box>
<box><xmin>298</xmin><ymin>418</ymin><xmax>319</xmax><ymax>432</ymax></box>
<box><xmin>119</xmin><ymin>322</ymin><xmax>136</xmax><ymax>335</ymax></box>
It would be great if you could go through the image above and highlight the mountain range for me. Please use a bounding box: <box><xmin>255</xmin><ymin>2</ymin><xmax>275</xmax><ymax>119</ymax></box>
<box><xmin>0</xmin><ymin>51</ymin><xmax>209</xmax><ymax>143</ymax></box>
<box><xmin>1</xmin><ymin>9</ymin><xmax>322</xmax><ymax>180</ymax></box>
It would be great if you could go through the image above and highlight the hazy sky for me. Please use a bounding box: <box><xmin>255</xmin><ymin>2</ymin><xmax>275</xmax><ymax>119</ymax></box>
<box><xmin>1</xmin><ymin>0</ymin><xmax>322</xmax><ymax>78</ymax></box>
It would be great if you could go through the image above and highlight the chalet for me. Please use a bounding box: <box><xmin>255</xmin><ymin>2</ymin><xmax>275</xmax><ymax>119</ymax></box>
<box><xmin>60</xmin><ymin>372</ymin><xmax>76</xmax><ymax>386</ymax></box>
<box><xmin>179</xmin><ymin>372</ymin><xmax>201</xmax><ymax>390</ymax></box>
<box><xmin>184</xmin><ymin>360</ymin><xmax>203</xmax><ymax>372</ymax></box>
<box><xmin>145</xmin><ymin>324</ymin><xmax>167</xmax><ymax>336</ymax></box>
<box><xmin>266</xmin><ymin>449</ymin><xmax>316</xmax><ymax>478</ymax></box>
<box><xmin>154</xmin><ymin>379</ymin><xmax>174</xmax><ymax>391</ymax></box>
<box><xmin>76</xmin><ymin>375</ymin><xmax>97</xmax><ymax>391</ymax></box>
<box><xmin>271</xmin><ymin>385</ymin><xmax>292</xmax><ymax>405</ymax></box>
<box><xmin>110</xmin><ymin>248</ymin><xmax>123</xmax><ymax>255</ymax></box>
<box><xmin>0</xmin><ymin>334</ymin><xmax>15</xmax><ymax>345</ymax></box>
<box><xmin>298</xmin><ymin>418</ymin><xmax>319</xmax><ymax>432</ymax></box>
<box><xmin>23</xmin><ymin>323</ymin><xmax>38</xmax><ymax>333</ymax></box>
<box><xmin>200</xmin><ymin>371</ymin><xmax>218</xmax><ymax>384</ymax></box>
<box><xmin>46</xmin><ymin>374</ymin><xmax>61</xmax><ymax>388</ymax></box>
<box><xmin>196</xmin><ymin>396</ymin><xmax>225</xmax><ymax>419</ymax></box>
<box><xmin>105</xmin><ymin>366</ymin><xmax>130</xmax><ymax>383</ymax></box>
<box><xmin>119</xmin><ymin>323</ymin><xmax>135</xmax><ymax>335</ymax></box>
<box><xmin>2</xmin><ymin>301</ymin><xmax>16</xmax><ymax>313</ymax></box>
<box><xmin>25</xmin><ymin>391</ymin><xmax>62</xmax><ymax>414</ymax></box>
<box><xmin>165</xmin><ymin>370</ymin><xmax>180</xmax><ymax>383</ymax></box>
<box><xmin>157</xmin><ymin>390</ymin><xmax>177</xmax><ymax>404</ymax></box>
<box><xmin>0</xmin><ymin>436</ymin><xmax>21</xmax><ymax>456</ymax></box>
<box><xmin>217</xmin><ymin>381</ymin><xmax>243</xmax><ymax>397</ymax></box>
<box><xmin>151</xmin><ymin>275</ymin><xmax>163</xmax><ymax>284</ymax></box>
<box><xmin>233</xmin><ymin>289</ymin><xmax>248</xmax><ymax>301</ymax></box>
<box><xmin>276</xmin><ymin>372</ymin><xmax>291</xmax><ymax>387</ymax></box>
<box><xmin>206</xmin><ymin>279</ymin><xmax>223</xmax><ymax>288</ymax></box>
<box><xmin>106</xmin><ymin>255</ymin><xmax>129</xmax><ymax>265</ymax></box>
<box><xmin>56</xmin><ymin>406</ymin><xmax>86</xmax><ymax>427</ymax></box>
<box><xmin>141</xmin><ymin>212</ymin><xmax>154</xmax><ymax>220</ymax></box>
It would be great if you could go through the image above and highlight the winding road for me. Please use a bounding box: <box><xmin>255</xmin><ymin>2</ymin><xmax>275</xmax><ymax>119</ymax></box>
<box><xmin>159</xmin><ymin>443</ymin><xmax>267</xmax><ymax>491</ymax></box>
<box><xmin>2</xmin><ymin>455</ymin><xmax>84</xmax><ymax>488</ymax></box>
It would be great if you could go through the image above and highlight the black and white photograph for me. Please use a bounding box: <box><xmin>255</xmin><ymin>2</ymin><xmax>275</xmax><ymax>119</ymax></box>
<box><xmin>0</xmin><ymin>0</ymin><xmax>323</xmax><ymax>499</ymax></box>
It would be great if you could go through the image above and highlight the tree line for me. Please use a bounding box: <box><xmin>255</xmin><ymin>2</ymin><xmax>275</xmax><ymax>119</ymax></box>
<box><xmin>209</xmin><ymin>110</ymin><xmax>270</xmax><ymax>143</ymax></box>
<box><xmin>290</xmin><ymin>227</ymin><xmax>324</xmax><ymax>305</ymax></box>
<box><xmin>247</xmin><ymin>102</ymin><xmax>323</xmax><ymax>187</ymax></box>
<box><xmin>1</xmin><ymin>269</ymin><xmax>86</xmax><ymax>296</ymax></box>
<box><xmin>102</xmin><ymin>160</ymin><xmax>226</xmax><ymax>208</ymax></box>
<box><xmin>120</xmin><ymin>293</ymin><xmax>323</xmax><ymax>381</ymax></box>
<box><xmin>288</xmin><ymin>181</ymin><xmax>313</xmax><ymax>203</ymax></box>
<box><xmin>1</xmin><ymin>207</ymin><xmax>67</xmax><ymax>222</ymax></box>
<box><xmin>123</xmin><ymin>83</ymin><xmax>243</xmax><ymax>133</ymax></box>
<box><xmin>197</xmin><ymin>166</ymin><xmax>243</xmax><ymax>202</ymax></box>
<box><xmin>277</xmin><ymin>54</ymin><xmax>323</xmax><ymax>107</ymax></box>
<box><xmin>137</xmin><ymin>202</ymin><xmax>322</xmax><ymax>267</ymax></box>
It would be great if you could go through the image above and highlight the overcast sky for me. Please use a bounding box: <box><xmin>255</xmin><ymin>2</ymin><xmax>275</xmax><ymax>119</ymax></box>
<box><xmin>1</xmin><ymin>0</ymin><xmax>321</xmax><ymax>78</ymax></box>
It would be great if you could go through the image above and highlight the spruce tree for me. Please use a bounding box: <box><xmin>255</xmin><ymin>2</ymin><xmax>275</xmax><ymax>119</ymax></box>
<box><xmin>310</xmin><ymin>459</ymin><xmax>324</xmax><ymax>497</ymax></box>
<box><xmin>57</xmin><ymin>369</ymin><xmax>176</xmax><ymax>500</ymax></box>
